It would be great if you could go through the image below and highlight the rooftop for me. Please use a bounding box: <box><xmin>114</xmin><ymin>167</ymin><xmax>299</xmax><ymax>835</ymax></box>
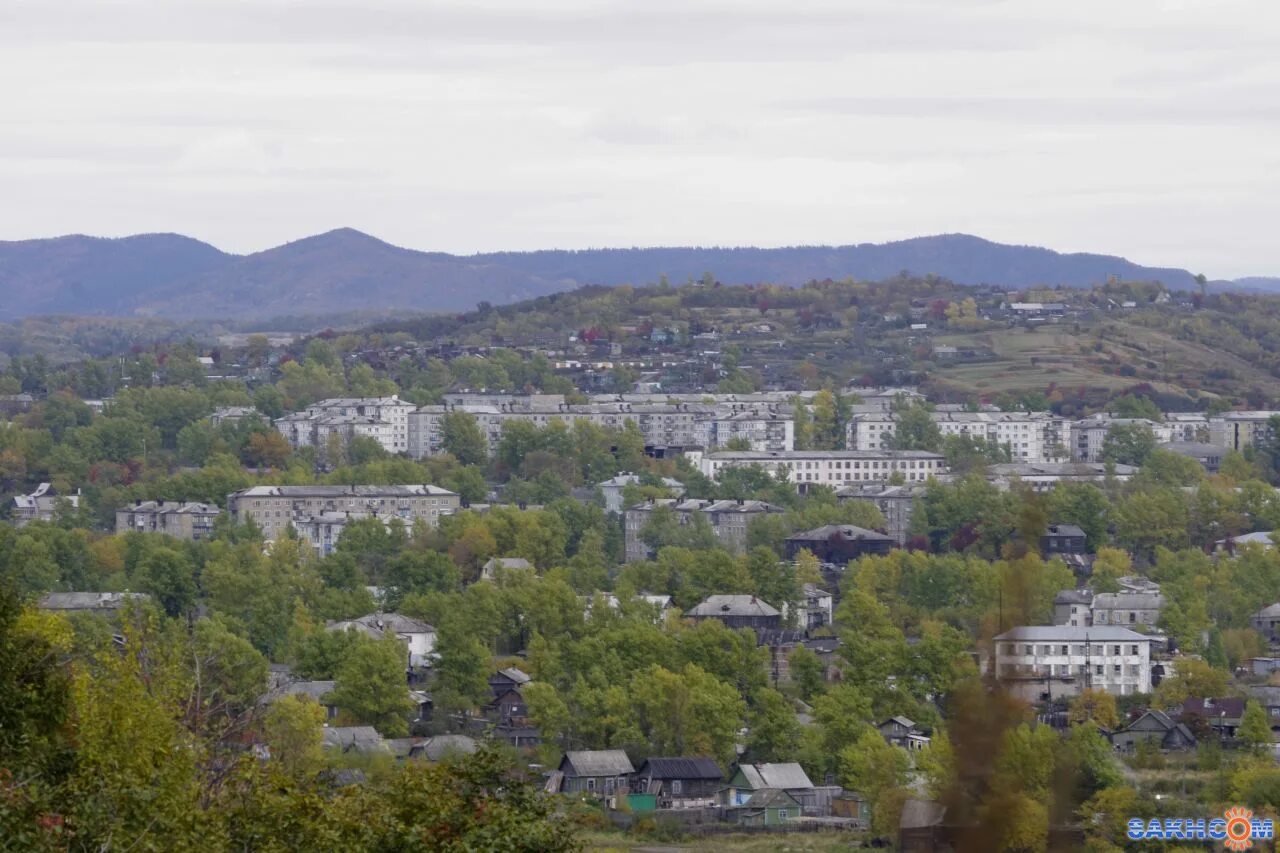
<box><xmin>995</xmin><ymin>625</ymin><xmax>1156</xmax><ymax>642</ymax></box>
<box><xmin>687</xmin><ymin>595</ymin><xmax>780</xmax><ymax>618</ymax></box>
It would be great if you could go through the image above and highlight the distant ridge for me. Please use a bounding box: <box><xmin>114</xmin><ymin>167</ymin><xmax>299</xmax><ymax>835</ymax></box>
<box><xmin>0</xmin><ymin>229</ymin><xmax>1268</xmax><ymax>320</ymax></box>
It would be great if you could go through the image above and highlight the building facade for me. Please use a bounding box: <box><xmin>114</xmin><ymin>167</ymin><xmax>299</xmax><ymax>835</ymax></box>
<box><xmin>226</xmin><ymin>485</ymin><xmax>458</xmax><ymax>540</ymax></box>
<box><xmin>700</xmin><ymin>450</ymin><xmax>945</xmax><ymax>488</ymax></box>
<box><xmin>11</xmin><ymin>483</ymin><xmax>80</xmax><ymax>526</ymax></box>
<box><xmin>274</xmin><ymin>396</ymin><xmax>415</xmax><ymax>455</ymax></box>
<box><xmin>115</xmin><ymin>500</ymin><xmax>223</xmax><ymax>540</ymax></box>
<box><xmin>623</xmin><ymin>498</ymin><xmax>784</xmax><ymax>562</ymax></box>
<box><xmin>993</xmin><ymin>626</ymin><xmax>1156</xmax><ymax>702</ymax></box>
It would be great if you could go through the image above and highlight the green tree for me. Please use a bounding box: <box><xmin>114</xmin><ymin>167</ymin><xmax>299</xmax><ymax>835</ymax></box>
<box><xmin>1100</xmin><ymin>423</ymin><xmax>1157</xmax><ymax>466</ymax></box>
<box><xmin>263</xmin><ymin>694</ymin><xmax>325</xmax><ymax>778</ymax></box>
<box><xmin>441</xmin><ymin>410</ymin><xmax>488</xmax><ymax>466</ymax></box>
<box><xmin>330</xmin><ymin>635</ymin><xmax>414</xmax><ymax>736</ymax></box>
<box><xmin>745</xmin><ymin>688</ymin><xmax>802</xmax><ymax>762</ymax></box>
<box><xmin>1240</xmin><ymin>700</ymin><xmax>1272</xmax><ymax>753</ymax></box>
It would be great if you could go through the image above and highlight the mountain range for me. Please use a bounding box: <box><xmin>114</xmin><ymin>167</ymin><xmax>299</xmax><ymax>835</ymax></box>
<box><xmin>0</xmin><ymin>228</ymin><xmax>1270</xmax><ymax>320</ymax></box>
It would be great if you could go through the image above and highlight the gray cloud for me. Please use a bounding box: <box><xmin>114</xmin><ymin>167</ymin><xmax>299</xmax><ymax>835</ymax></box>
<box><xmin>0</xmin><ymin>0</ymin><xmax>1277</xmax><ymax>277</ymax></box>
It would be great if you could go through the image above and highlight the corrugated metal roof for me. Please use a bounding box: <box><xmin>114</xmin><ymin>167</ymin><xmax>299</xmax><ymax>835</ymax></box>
<box><xmin>637</xmin><ymin>757</ymin><xmax>723</xmax><ymax>780</ymax></box>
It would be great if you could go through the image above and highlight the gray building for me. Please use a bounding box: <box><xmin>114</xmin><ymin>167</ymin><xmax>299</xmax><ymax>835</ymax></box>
<box><xmin>835</xmin><ymin>483</ymin><xmax>926</xmax><ymax>545</ymax></box>
<box><xmin>227</xmin><ymin>485</ymin><xmax>458</xmax><ymax>541</ymax></box>
<box><xmin>1091</xmin><ymin>591</ymin><xmax>1165</xmax><ymax>628</ymax></box>
<box><xmin>597</xmin><ymin>473</ymin><xmax>685</xmax><ymax>514</ymax></box>
<box><xmin>12</xmin><ymin>483</ymin><xmax>80</xmax><ymax>526</ymax></box>
<box><xmin>116</xmin><ymin>500</ymin><xmax>222</xmax><ymax>541</ymax></box>
<box><xmin>623</xmin><ymin>498</ymin><xmax>784</xmax><ymax>562</ymax></box>
<box><xmin>1159</xmin><ymin>441</ymin><xmax>1224</xmax><ymax>473</ymax></box>
<box><xmin>686</xmin><ymin>594</ymin><xmax>782</xmax><ymax>630</ymax></box>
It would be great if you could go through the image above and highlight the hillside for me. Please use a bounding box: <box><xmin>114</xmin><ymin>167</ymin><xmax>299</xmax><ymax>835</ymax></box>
<box><xmin>0</xmin><ymin>229</ymin><xmax>1258</xmax><ymax>320</ymax></box>
<box><xmin>0</xmin><ymin>233</ymin><xmax>231</xmax><ymax>319</ymax></box>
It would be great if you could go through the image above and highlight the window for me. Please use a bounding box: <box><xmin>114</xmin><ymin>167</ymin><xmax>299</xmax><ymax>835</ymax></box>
<box><xmin>672</xmin><ymin>780</ymin><xmax>682</xmax><ymax>795</ymax></box>
<box><xmin>586</xmin><ymin>778</ymin><xmax>596</xmax><ymax>791</ymax></box>
<box><xmin>778</xmin><ymin>810</ymin><xmax>789</xmax><ymax>821</ymax></box>
<box><xmin>1129</xmin><ymin>645</ymin><xmax>1139</xmax><ymax>655</ymax></box>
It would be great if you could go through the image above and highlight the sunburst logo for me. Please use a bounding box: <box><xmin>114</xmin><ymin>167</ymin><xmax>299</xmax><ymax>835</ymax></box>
<box><xmin>1224</xmin><ymin>806</ymin><xmax>1258</xmax><ymax>851</ymax></box>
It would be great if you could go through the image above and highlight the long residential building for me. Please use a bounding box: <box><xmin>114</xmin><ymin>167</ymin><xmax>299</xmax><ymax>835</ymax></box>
<box><xmin>993</xmin><ymin>625</ymin><xmax>1158</xmax><ymax>702</ymax></box>
<box><xmin>274</xmin><ymin>396</ymin><xmax>415</xmax><ymax>455</ymax></box>
<box><xmin>408</xmin><ymin>402</ymin><xmax>795</xmax><ymax>458</ymax></box>
<box><xmin>226</xmin><ymin>485</ymin><xmax>459</xmax><ymax>540</ymax></box>
<box><xmin>699</xmin><ymin>450</ymin><xmax>946</xmax><ymax>488</ymax></box>
<box><xmin>623</xmin><ymin>498</ymin><xmax>784</xmax><ymax>562</ymax></box>
<box><xmin>848</xmin><ymin>411</ymin><xmax>1070</xmax><ymax>463</ymax></box>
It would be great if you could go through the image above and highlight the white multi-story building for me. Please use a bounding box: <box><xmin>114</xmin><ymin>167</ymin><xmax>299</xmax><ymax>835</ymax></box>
<box><xmin>274</xmin><ymin>396</ymin><xmax>415</xmax><ymax>455</ymax></box>
<box><xmin>847</xmin><ymin>411</ymin><xmax>1069</xmax><ymax>463</ymax></box>
<box><xmin>993</xmin><ymin>625</ymin><xmax>1156</xmax><ymax>702</ymax></box>
<box><xmin>700</xmin><ymin>450</ymin><xmax>946</xmax><ymax>488</ymax></box>
<box><xmin>408</xmin><ymin>401</ymin><xmax>794</xmax><ymax>459</ymax></box>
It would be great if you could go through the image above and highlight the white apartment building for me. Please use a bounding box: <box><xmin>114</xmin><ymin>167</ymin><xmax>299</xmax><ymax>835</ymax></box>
<box><xmin>408</xmin><ymin>401</ymin><xmax>794</xmax><ymax>459</ymax></box>
<box><xmin>847</xmin><ymin>411</ymin><xmax>1069</xmax><ymax>463</ymax></box>
<box><xmin>993</xmin><ymin>626</ymin><xmax>1156</xmax><ymax>702</ymax></box>
<box><xmin>700</xmin><ymin>450</ymin><xmax>946</xmax><ymax>488</ymax></box>
<box><xmin>274</xmin><ymin>396</ymin><xmax>415</xmax><ymax>455</ymax></box>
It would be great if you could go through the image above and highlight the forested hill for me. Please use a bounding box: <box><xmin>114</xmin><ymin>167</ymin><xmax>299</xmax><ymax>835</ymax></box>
<box><xmin>0</xmin><ymin>229</ymin><xmax>1248</xmax><ymax>320</ymax></box>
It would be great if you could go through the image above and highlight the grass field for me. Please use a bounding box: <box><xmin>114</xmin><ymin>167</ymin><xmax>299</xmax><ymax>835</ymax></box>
<box><xmin>928</xmin><ymin>320</ymin><xmax>1280</xmax><ymax>400</ymax></box>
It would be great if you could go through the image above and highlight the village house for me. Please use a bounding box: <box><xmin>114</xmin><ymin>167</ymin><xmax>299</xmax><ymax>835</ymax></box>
<box><xmin>629</xmin><ymin>757</ymin><xmax>723</xmax><ymax>808</ymax></box>
<box><xmin>724</xmin><ymin>763</ymin><xmax>816</xmax><ymax>810</ymax></box>
<box><xmin>1181</xmin><ymin>697</ymin><xmax>1246</xmax><ymax>740</ymax></box>
<box><xmin>734</xmin><ymin>789</ymin><xmax>802</xmax><ymax>827</ymax></box>
<box><xmin>554</xmin><ymin>750</ymin><xmax>636</xmax><ymax>796</ymax></box>
<box><xmin>686</xmin><ymin>595</ymin><xmax>782</xmax><ymax>630</ymax></box>
<box><xmin>262</xmin><ymin>680</ymin><xmax>340</xmax><ymax>720</ymax></box>
<box><xmin>480</xmin><ymin>556</ymin><xmax>534</xmax><ymax>581</ymax></box>
<box><xmin>326</xmin><ymin>613</ymin><xmax>437</xmax><ymax>668</ymax></box>
<box><xmin>1111</xmin><ymin>710</ymin><xmax>1197</xmax><ymax>751</ymax></box>
<box><xmin>878</xmin><ymin>716</ymin><xmax>931</xmax><ymax>750</ymax></box>
<box><xmin>322</xmin><ymin>726</ymin><xmax>389</xmax><ymax>754</ymax></box>
<box><xmin>1040</xmin><ymin>523</ymin><xmax>1087</xmax><ymax>557</ymax></box>
<box><xmin>784</xmin><ymin>524</ymin><xmax>896</xmax><ymax>563</ymax></box>
<box><xmin>1251</xmin><ymin>603</ymin><xmax>1280</xmax><ymax>640</ymax></box>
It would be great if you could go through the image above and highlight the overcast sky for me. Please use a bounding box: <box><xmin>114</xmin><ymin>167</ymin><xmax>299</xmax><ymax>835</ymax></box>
<box><xmin>2</xmin><ymin>0</ymin><xmax>1277</xmax><ymax>277</ymax></box>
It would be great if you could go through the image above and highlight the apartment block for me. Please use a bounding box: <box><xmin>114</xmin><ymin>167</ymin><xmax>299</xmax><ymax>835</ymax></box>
<box><xmin>115</xmin><ymin>500</ymin><xmax>223</xmax><ymax>541</ymax></box>
<box><xmin>274</xmin><ymin>396</ymin><xmax>415</xmax><ymax>455</ymax></box>
<box><xmin>623</xmin><ymin>498</ymin><xmax>784</xmax><ymax>562</ymax></box>
<box><xmin>993</xmin><ymin>626</ymin><xmax>1156</xmax><ymax>702</ymax></box>
<box><xmin>226</xmin><ymin>485</ymin><xmax>458</xmax><ymax>540</ymax></box>
<box><xmin>700</xmin><ymin>450</ymin><xmax>946</xmax><ymax>489</ymax></box>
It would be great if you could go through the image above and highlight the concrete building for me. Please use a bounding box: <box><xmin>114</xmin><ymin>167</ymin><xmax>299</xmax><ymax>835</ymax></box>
<box><xmin>993</xmin><ymin>626</ymin><xmax>1157</xmax><ymax>702</ymax></box>
<box><xmin>700</xmin><ymin>450</ymin><xmax>945</xmax><ymax>489</ymax></box>
<box><xmin>834</xmin><ymin>483</ymin><xmax>926</xmax><ymax>546</ymax></box>
<box><xmin>1159</xmin><ymin>441</ymin><xmax>1224</xmax><ymax>473</ymax></box>
<box><xmin>226</xmin><ymin>485</ymin><xmax>458</xmax><ymax>540</ymax></box>
<box><xmin>623</xmin><ymin>498</ymin><xmax>784</xmax><ymax>562</ymax></box>
<box><xmin>1069</xmin><ymin>415</ymin><xmax>1173</xmax><ymax>463</ymax></box>
<box><xmin>1211</xmin><ymin>411</ymin><xmax>1280</xmax><ymax>452</ymax></box>
<box><xmin>597</xmin><ymin>473</ymin><xmax>685</xmax><ymax>514</ymax></box>
<box><xmin>11</xmin><ymin>483</ymin><xmax>80</xmax><ymax>526</ymax></box>
<box><xmin>115</xmin><ymin>500</ymin><xmax>222</xmax><ymax>541</ymax></box>
<box><xmin>274</xmin><ymin>396</ymin><xmax>415</xmax><ymax>455</ymax></box>
<box><xmin>292</xmin><ymin>511</ymin><xmax>390</xmax><ymax>556</ymax></box>
<box><xmin>1091</xmin><ymin>591</ymin><xmax>1165</xmax><ymax>628</ymax></box>
<box><xmin>848</xmin><ymin>411</ymin><xmax>1069</xmax><ymax>463</ymax></box>
<box><xmin>985</xmin><ymin>462</ymin><xmax>1137</xmax><ymax>492</ymax></box>
<box><xmin>210</xmin><ymin>406</ymin><xmax>259</xmax><ymax>428</ymax></box>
